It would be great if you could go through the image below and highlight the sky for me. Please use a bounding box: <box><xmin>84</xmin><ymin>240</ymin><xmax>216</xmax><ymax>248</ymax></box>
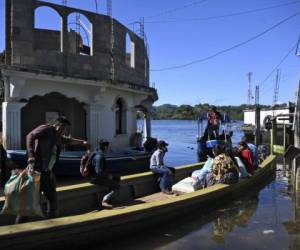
<box><xmin>0</xmin><ymin>0</ymin><xmax>300</xmax><ymax>106</ymax></box>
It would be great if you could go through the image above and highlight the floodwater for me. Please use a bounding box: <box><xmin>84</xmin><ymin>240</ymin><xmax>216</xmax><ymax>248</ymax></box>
<box><xmin>97</xmin><ymin>120</ymin><xmax>300</xmax><ymax>250</ymax></box>
<box><xmin>100</xmin><ymin>167</ymin><xmax>300</xmax><ymax>250</ymax></box>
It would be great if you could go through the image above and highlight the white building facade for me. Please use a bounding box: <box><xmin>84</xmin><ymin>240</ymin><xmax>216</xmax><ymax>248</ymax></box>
<box><xmin>2</xmin><ymin>0</ymin><xmax>157</xmax><ymax>150</ymax></box>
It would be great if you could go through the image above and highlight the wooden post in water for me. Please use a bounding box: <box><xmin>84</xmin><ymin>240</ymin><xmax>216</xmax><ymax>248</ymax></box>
<box><xmin>294</xmin><ymin>82</ymin><xmax>300</xmax><ymax>190</ymax></box>
<box><xmin>255</xmin><ymin>105</ymin><xmax>261</xmax><ymax>146</ymax></box>
<box><xmin>270</xmin><ymin>117</ymin><xmax>276</xmax><ymax>155</ymax></box>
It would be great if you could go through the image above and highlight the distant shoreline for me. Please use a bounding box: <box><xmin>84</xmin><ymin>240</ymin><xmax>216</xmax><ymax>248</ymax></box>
<box><xmin>145</xmin><ymin>103</ymin><xmax>288</xmax><ymax>121</ymax></box>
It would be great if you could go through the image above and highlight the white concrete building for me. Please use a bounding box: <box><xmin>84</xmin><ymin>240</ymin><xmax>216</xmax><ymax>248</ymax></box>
<box><xmin>1</xmin><ymin>0</ymin><xmax>157</xmax><ymax>150</ymax></box>
<box><xmin>244</xmin><ymin>107</ymin><xmax>292</xmax><ymax>129</ymax></box>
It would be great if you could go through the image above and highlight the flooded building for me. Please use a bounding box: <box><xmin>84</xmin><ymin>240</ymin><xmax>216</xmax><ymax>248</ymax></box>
<box><xmin>1</xmin><ymin>0</ymin><xmax>158</xmax><ymax>149</ymax></box>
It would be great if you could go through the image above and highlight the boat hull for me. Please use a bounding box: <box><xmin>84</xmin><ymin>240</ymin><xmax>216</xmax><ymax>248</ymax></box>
<box><xmin>6</xmin><ymin>149</ymin><xmax>152</xmax><ymax>177</ymax></box>
<box><xmin>0</xmin><ymin>155</ymin><xmax>276</xmax><ymax>249</ymax></box>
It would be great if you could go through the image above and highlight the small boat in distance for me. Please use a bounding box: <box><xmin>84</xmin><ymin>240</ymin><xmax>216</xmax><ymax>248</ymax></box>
<box><xmin>196</xmin><ymin>113</ymin><xmax>233</xmax><ymax>162</ymax></box>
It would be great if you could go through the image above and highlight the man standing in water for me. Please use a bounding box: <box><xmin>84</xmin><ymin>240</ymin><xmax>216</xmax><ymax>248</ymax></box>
<box><xmin>16</xmin><ymin>116</ymin><xmax>89</xmax><ymax>223</ymax></box>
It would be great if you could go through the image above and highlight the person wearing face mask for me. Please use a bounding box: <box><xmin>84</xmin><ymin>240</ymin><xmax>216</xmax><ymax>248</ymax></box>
<box><xmin>149</xmin><ymin>140</ymin><xmax>175</xmax><ymax>194</ymax></box>
<box><xmin>15</xmin><ymin>116</ymin><xmax>89</xmax><ymax>224</ymax></box>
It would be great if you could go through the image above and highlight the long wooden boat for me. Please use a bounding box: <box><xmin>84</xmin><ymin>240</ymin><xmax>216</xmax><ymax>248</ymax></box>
<box><xmin>0</xmin><ymin>155</ymin><xmax>276</xmax><ymax>249</ymax></box>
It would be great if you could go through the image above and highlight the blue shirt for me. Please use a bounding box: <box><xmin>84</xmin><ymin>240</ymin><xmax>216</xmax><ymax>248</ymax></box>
<box><xmin>247</xmin><ymin>143</ymin><xmax>259</xmax><ymax>167</ymax></box>
<box><xmin>92</xmin><ymin>150</ymin><xmax>106</xmax><ymax>175</ymax></box>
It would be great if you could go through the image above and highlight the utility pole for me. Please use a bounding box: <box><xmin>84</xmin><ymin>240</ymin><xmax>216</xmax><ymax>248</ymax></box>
<box><xmin>107</xmin><ymin>0</ymin><xmax>112</xmax><ymax>17</ymax></box>
<box><xmin>139</xmin><ymin>17</ymin><xmax>145</xmax><ymax>39</ymax></box>
<box><xmin>247</xmin><ymin>72</ymin><xmax>253</xmax><ymax>106</ymax></box>
<box><xmin>255</xmin><ymin>85</ymin><xmax>261</xmax><ymax>145</ymax></box>
<box><xmin>94</xmin><ymin>0</ymin><xmax>98</xmax><ymax>13</ymax></box>
<box><xmin>273</xmin><ymin>68</ymin><xmax>280</xmax><ymax>106</ymax></box>
<box><xmin>255</xmin><ymin>85</ymin><xmax>259</xmax><ymax>105</ymax></box>
<box><xmin>62</xmin><ymin>0</ymin><xmax>67</xmax><ymax>6</ymax></box>
<box><xmin>107</xmin><ymin>0</ymin><xmax>114</xmax><ymax>82</ymax></box>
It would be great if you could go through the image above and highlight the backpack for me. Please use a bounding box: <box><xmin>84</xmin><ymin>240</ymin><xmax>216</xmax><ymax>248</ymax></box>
<box><xmin>80</xmin><ymin>151</ymin><xmax>96</xmax><ymax>177</ymax></box>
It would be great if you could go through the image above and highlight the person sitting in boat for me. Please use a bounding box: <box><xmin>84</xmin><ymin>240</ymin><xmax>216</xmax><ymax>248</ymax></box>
<box><xmin>206</xmin><ymin>144</ymin><xmax>239</xmax><ymax>186</ymax></box>
<box><xmin>143</xmin><ymin>137</ymin><xmax>158</xmax><ymax>153</ymax></box>
<box><xmin>237</xmin><ymin>141</ymin><xmax>255</xmax><ymax>175</ymax></box>
<box><xmin>0</xmin><ymin>141</ymin><xmax>7</xmax><ymax>189</ymax></box>
<box><xmin>191</xmin><ymin>156</ymin><xmax>214</xmax><ymax>189</ymax></box>
<box><xmin>241</xmin><ymin>136</ymin><xmax>259</xmax><ymax>170</ymax></box>
<box><xmin>16</xmin><ymin>116</ymin><xmax>89</xmax><ymax>224</ymax></box>
<box><xmin>204</xmin><ymin>106</ymin><xmax>223</xmax><ymax>140</ymax></box>
<box><xmin>225</xmin><ymin>147</ymin><xmax>251</xmax><ymax>178</ymax></box>
<box><xmin>90</xmin><ymin>140</ymin><xmax>120</xmax><ymax>209</ymax></box>
<box><xmin>150</xmin><ymin>140</ymin><xmax>175</xmax><ymax>195</ymax></box>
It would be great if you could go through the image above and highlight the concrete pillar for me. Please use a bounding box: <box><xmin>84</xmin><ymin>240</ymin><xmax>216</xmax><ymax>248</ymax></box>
<box><xmin>127</xmin><ymin>107</ymin><xmax>137</xmax><ymax>135</ymax></box>
<box><xmin>61</xmin><ymin>15</ymin><xmax>68</xmax><ymax>53</ymax></box>
<box><xmin>143</xmin><ymin>113</ymin><xmax>151</xmax><ymax>141</ymax></box>
<box><xmin>5</xmin><ymin>0</ymin><xmax>12</xmax><ymax>65</ymax></box>
<box><xmin>61</xmin><ymin>15</ymin><xmax>68</xmax><ymax>74</ymax></box>
<box><xmin>85</xmin><ymin>104</ymin><xmax>104</xmax><ymax>149</ymax></box>
<box><xmin>2</xmin><ymin>102</ymin><xmax>26</xmax><ymax>149</ymax></box>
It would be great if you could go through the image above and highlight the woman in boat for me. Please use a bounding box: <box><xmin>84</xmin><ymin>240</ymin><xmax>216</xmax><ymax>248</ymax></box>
<box><xmin>230</xmin><ymin>147</ymin><xmax>251</xmax><ymax>178</ymax></box>
<box><xmin>149</xmin><ymin>140</ymin><xmax>175</xmax><ymax>195</ymax></box>
<box><xmin>241</xmin><ymin>136</ymin><xmax>259</xmax><ymax>170</ymax></box>
<box><xmin>206</xmin><ymin>144</ymin><xmax>239</xmax><ymax>186</ymax></box>
<box><xmin>237</xmin><ymin>141</ymin><xmax>255</xmax><ymax>175</ymax></box>
<box><xmin>191</xmin><ymin>156</ymin><xmax>214</xmax><ymax>189</ymax></box>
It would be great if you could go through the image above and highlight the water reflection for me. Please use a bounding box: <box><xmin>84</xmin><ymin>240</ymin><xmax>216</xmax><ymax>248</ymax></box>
<box><xmin>98</xmin><ymin>176</ymin><xmax>275</xmax><ymax>250</ymax></box>
<box><xmin>212</xmin><ymin>194</ymin><xmax>258</xmax><ymax>244</ymax></box>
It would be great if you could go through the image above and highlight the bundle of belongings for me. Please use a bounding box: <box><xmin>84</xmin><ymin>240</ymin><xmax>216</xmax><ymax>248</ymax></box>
<box><xmin>1</xmin><ymin>167</ymin><xmax>44</xmax><ymax>217</ymax></box>
<box><xmin>172</xmin><ymin>158</ymin><xmax>214</xmax><ymax>193</ymax></box>
<box><xmin>172</xmin><ymin>155</ymin><xmax>251</xmax><ymax>194</ymax></box>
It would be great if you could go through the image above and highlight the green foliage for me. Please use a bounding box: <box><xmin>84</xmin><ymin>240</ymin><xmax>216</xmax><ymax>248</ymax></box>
<box><xmin>151</xmin><ymin>103</ymin><xmax>271</xmax><ymax>120</ymax></box>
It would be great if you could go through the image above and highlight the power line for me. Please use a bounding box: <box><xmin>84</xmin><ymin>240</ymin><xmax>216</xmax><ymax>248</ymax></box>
<box><xmin>144</xmin><ymin>0</ymin><xmax>300</xmax><ymax>24</ymax></box>
<box><xmin>128</xmin><ymin>0</ymin><xmax>210</xmax><ymax>24</ymax></box>
<box><xmin>260</xmin><ymin>43</ymin><xmax>297</xmax><ymax>89</ymax></box>
<box><xmin>151</xmin><ymin>11</ymin><xmax>300</xmax><ymax>72</ymax></box>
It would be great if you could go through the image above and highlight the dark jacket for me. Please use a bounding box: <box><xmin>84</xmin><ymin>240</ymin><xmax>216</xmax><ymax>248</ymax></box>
<box><xmin>0</xmin><ymin>144</ymin><xmax>7</xmax><ymax>188</ymax></box>
<box><xmin>26</xmin><ymin>124</ymin><xmax>69</xmax><ymax>172</ymax></box>
<box><xmin>92</xmin><ymin>150</ymin><xmax>107</xmax><ymax>176</ymax></box>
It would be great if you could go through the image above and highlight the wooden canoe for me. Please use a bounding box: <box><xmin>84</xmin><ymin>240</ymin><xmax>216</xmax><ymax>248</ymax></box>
<box><xmin>0</xmin><ymin>155</ymin><xmax>276</xmax><ymax>249</ymax></box>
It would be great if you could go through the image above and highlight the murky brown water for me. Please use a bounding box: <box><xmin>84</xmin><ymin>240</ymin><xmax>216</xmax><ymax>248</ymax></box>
<box><xmin>97</xmin><ymin>162</ymin><xmax>300</xmax><ymax>250</ymax></box>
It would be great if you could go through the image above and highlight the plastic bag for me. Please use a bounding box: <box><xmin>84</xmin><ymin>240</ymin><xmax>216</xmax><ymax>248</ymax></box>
<box><xmin>1</xmin><ymin>167</ymin><xmax>44</xmax><ymax>217</ymax></box>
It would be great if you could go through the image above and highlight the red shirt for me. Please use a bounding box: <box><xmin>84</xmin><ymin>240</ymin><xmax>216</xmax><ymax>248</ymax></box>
<box><xmin>240</xmin><ymin>148</ymin><xmax>254</xmax><ymax>175</ymax></box>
